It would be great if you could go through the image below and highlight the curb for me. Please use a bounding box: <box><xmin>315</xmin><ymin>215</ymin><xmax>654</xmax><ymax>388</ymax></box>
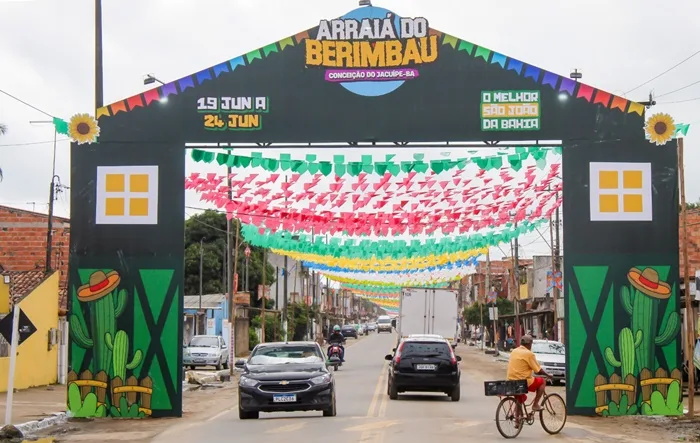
<box><xmin>15</xmin><ymin>412</ymin><xmax>67</xmax><ymax>435</ymax></box>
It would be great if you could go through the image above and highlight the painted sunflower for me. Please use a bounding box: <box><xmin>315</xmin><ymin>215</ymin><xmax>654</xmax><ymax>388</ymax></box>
<box><xmin>68</xmin><ymin>113</ymin><xmax>100</xmax><ymax>144</ymax></box>
<box><xmin>644</xmin><ymin>113</ymin><xmax>676</xmax><ymax>146</ymax></box>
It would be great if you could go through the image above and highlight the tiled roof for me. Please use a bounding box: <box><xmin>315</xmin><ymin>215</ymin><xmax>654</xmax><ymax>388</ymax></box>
<box><xmin>2</xmin><ymin>270</ymin><xmax>52</xmax><ymax>303</ymax></box>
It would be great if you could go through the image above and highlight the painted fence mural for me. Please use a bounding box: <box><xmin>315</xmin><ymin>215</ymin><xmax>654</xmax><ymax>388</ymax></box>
<box><xmin>68</xmin><ymin>267</ymin><xmax>183</xmax><ymax>418</ymax></box>
<box><xmin>563</xmin><ymin>139</ymin><xmax>681</xmax><ymax>416</ymax></box>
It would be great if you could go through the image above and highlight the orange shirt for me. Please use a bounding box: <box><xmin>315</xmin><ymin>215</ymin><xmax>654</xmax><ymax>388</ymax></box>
<box><xmin>507</xmin><ymin>345</ymin><xmax>541</xmax><ymax>386</ymax></box>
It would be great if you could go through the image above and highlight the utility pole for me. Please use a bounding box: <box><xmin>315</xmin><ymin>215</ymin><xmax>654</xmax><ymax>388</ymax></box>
<box><xmin>95</xmin><ymin>0</ymin><xmax>103</xmax><ymax>109</ymax></box>
<box><xmin>680</xmin><ymin>137</ymin><xmax>695</xmax><ymax>417</ymax></box>
<box><xmin>282</xmin><ymin>176</ymin><xmax>289</xmax><ymax>341</ymax></box>
<box><xmin>483</xmin><ymin>250</ymin><xmax>490</xmax><ymax>351</ymax></box>
<box><xmin>549</xmin><ymin>210</ymin><xmax>558</xmax><ymax>341</ymax></box>
<box><xmin>261</xmin><ymin>248</ymin><xmax>267</xmax><ymax>343</ymax></box>
<box><xmin>554</xmin><ymin>194</ymin><xmax>561</xmax><ymax>341</ymax></box>
<box><xmin>228</xmin><ymin>161</ymin><xmax>237</xmax><ymax>375</ymax></box>
<box><xmin>514</xmin><ymin>222</ymin><xmax>521</xmax><ymax>346</ymax></box>
<box><xmin>199</xmin><ymin>237</ymin><xmax>204</xmax><ymax>334</ymax></box>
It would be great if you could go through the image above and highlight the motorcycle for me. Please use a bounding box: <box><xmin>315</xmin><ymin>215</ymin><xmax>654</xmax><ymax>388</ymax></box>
<box><xmin>327</xmin><ymin>341</ymin><xmax>344</xmax><ymax>371</ymax></box>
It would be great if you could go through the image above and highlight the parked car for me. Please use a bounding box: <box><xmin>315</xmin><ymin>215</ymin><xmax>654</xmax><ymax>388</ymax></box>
<box><xmin>183</xmin><ymin>335</ymin><xmax>229</xmax><ymax>370</ymax></box>
<box><xmin>385</xmin><ymin>336</ymin><xmax>461</xmax><ymax>401</ymax></box>
<box><xmin>341</xmin><ymin>324</ymin><xmax>358</xmax><ymax>339</ymax></box>
<box><xmin>531</xmin><ymin>339</ymin><xmax>566</xmax><ymax>385</ymax></box>
<box><xmin>235</xmin><ymin>341</ymin><xmax>336</xmax><ymax>419</ymax></box>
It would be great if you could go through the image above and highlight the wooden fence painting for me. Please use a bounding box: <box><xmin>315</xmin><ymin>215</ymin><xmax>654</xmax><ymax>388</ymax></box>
<box><xmin>67</xmin><ymin>370</ymin><xmax>109</xmax><ymax>407</ymax></box>
<box><xmin>594</xmin><ymin>373</ymin><xmax>636</xmax><ymax>414</ymax></box>
<box><xmin>594</xmin><ymin>368</ymin><xmax>682</xmax><ymax>415</ymax></box>
<box><xmin>639</xmin><ymin>368</ymin><xmax>682</xmax><ymax>402</ymax></box>
<box><xmin>111</xmin><ymin>375</ymin><xmax>154</xmax><ymax>416</ymax></box>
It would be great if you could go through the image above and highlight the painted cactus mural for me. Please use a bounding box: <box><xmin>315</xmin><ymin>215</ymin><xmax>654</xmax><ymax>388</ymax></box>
<box><xmin>68</xmin><ymin>269</ymin><xmax>156</xmax><ymax>419</ymax></box>
<box><xmin>622</xmin><ymin>267</ymin><xmax>680</xmax><ymax>373</ymax></box>
<box><xmin>604</xmin><ymin>327</ymin><xmax>642</xmax><ymax>379</ymax></box>
<box><xmin>106</xmin><ymin>330</ymin><xmax>143</xmax><ymax>382</ymax></box>
<box><xmin>70</xmin><ymin>270</ymin><xmax>127</xmax><ymax>374</ymax></box>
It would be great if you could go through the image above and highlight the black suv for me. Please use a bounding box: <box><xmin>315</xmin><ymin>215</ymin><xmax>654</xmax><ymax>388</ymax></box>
<box><xmin>385</xmin><ymin>337</ymin><xmax>462</xmax><ymax>401</ymax></box>
<box><xmin>341</xmin><ymin>324</ymin><xmax>358</xmax><ymax>339</ymax></box>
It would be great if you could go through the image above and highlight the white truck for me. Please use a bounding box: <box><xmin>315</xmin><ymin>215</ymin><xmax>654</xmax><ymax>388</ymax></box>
<box><xmin>398</xmin><ymin>287</ymin><xmax>459</xmax><ymax>344</ymax></box>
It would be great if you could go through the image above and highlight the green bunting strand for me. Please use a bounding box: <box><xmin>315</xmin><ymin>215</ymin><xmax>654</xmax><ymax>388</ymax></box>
<box><xmin>240</xmin><ymin>220</ymin><xmax>547</xmax><ymax>261</ymax></box>
<box><xmin>190</xmin><ymin>146</ymin><xmax>561</xmax><ymax>176</ymax></box>
<box><xmin>340</xmin><ymin>282</ymin><xmax>449</xmax><ymax>294</ymax></box>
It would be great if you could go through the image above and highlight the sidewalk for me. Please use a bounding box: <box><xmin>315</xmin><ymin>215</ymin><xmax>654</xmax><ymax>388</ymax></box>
<box><xmin>0</xmin><ymin>385</ymin><xmax>65</xmax><ymax>425</ymax></box>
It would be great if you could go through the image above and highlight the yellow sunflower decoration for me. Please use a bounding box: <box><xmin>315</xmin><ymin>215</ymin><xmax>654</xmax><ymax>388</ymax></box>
<box><xmin>644</xmin><ymin>113</ymin><xmax>676</xmax><ymax>146</ymax></box>
<box><xmin>68</xmin><ymin>113</ymin><xmax>100</xmax><ymax>144</ymax></box>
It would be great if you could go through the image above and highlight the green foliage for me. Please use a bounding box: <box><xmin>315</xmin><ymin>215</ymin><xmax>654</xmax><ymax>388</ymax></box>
<box><xmin>286</xmin><ymin>302</ymin><xmax>319</xmax><ymax>341</ymax></box>
<box><xmin>67</xmin><ymin>383</ymin><xmax>106</xmax><ymax>418</ymax></box>
<box><xmin>463</xmin><ymin>299</ymin><xmax>514</xmax><ymax>326</ymax></box>
<box><xmin>109</xmin><ymin>395</ymin><xmax>146</xmax><ymax>418</ymax></box>
<box><xmin>602</xmin><ymin>394</ymin><xmax>638</xmax><ymax>416</ymax></box>
<box><xmin>604</xmin><ymin>328</ymin><xmax>642</xmax><ymax>378</ymax></box>
<box><xmin>184</xmin><ymin>210</ymin><xmax>275</xmax><ymax>296</ymax></box>
<box><xmin>250</xmin><ymin>312</ymin><xmax>283</xmax><ymax>346</ymax></box>
<box><xmin>641</xmin><ymin>381</ymin><xmax>683</xmax><ymax>416</ymax></box>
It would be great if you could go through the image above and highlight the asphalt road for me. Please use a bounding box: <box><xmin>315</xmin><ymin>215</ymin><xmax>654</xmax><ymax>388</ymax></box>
<box><xmin>150</xmin><ymin>333</ymin><xmax>662</xmax><ymax>443</ymax></box>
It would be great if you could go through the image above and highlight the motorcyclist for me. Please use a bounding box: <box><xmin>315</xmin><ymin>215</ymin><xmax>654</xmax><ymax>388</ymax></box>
<box><xmin>327</xmin><ymin>325</ymin><xmax>345</xmax><ymax>362</ymax></box>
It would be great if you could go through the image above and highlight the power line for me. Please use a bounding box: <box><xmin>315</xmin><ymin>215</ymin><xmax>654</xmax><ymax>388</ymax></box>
<box><xmin>658</xmin><ymin>96</ymin><xmax>700</xmax><ymax>105</ymax></box>
<box><xmin>625</xmin><ymin>49</ymin><xmax>700</xmax><ymax>95</ymax></box>
<box><xmin>0</xmin><ymin>138</ymin><xmax>70</xmax><ymax>147</ymax></box>
<box><xmin>656</xmin><ymin>79</ymin><xmax>700</xmax><ymax>99</ymax></box>
<box><xmin>0</xmin><ymin>88</ymin><xmax>56</xmax><ymax>119</ymax></box>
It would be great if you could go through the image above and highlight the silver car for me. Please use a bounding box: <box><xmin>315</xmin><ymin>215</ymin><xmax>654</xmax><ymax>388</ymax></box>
<box><xmin>184</xmin><ymin>335</ymin><xmax>229</xmax><ymax>370</ymax></box>
<box><xmin>532</xmin><ymin>340</ymin><xmax>565</xmax><ymax>384</ymax></box>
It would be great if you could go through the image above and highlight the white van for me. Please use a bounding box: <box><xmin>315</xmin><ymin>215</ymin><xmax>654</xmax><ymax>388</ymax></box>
<box><xmin>377</xmin><ymin>315</ymin><xmax>392</xmax><ymax>333</ymax></box>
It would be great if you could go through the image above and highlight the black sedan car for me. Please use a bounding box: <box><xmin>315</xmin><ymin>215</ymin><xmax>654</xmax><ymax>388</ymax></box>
<box><xmin>385</xmin><ymin>337</ymin><xmax>462</xmax><ymax>401</ymax></box>
<box><xmin>341</xmin><ymin>324</ymin><xmax>358</xmax><ymax>339</ymax></box>
<box><xmin>235</xmin><ymin>341</ymin><xmax>336</xmax><ymax>419</ymax></box>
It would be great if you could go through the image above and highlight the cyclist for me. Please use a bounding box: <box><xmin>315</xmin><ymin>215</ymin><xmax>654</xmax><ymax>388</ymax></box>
<box><xmin>506</xmin><ymin>334</ymin><xmax>552</xmax><ymax>412</ymax></box>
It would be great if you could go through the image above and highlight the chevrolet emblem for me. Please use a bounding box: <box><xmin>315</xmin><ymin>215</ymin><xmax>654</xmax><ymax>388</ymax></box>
<box><xmin>279</xmin><ymin>380</ymin><xmax>289</xmax><ymax>385</ymax></box>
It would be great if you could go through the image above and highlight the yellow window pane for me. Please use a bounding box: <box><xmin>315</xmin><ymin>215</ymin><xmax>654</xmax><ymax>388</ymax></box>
<box><xmin>129</xmin><ymin>198</ymin><xmax>149</xmax><ymax>216</ymax></box>
<box><xmin>599</xmin><ymin>194</ymin><xmax>619</xmax><ymax>212</ymax></box>
<box><xmin>105</xmin><ymin>198</ymin><xmax>125</xmax><ymax>216</ymax></box>
<box><xmin>623</xmin><ymin>170</ymin><xmax>643</xmax><ymax>189</ymax></box>
<box><xmin>130</xmin><ymin>174</ymin><xmax>149</xmax><ymax>193</ymax></box>
<box><xmin>599</xmin><ymin>171</ymin><xmax>618</xmax><ymax>189</ymax></box>
<box><xmin>105</xmin><ymin>174</ymin><xmax>125</xmax><ymax>192</ymax></box>
<box><xmin>623</xmin><ymin>194</ymin><xmax>643</xmax><ymax>212</ymax></box>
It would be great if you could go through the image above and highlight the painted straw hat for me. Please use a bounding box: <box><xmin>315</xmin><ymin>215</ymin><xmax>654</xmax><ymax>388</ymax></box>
<box><xmin>77</xmin><ymin>270</ymin><xmax>121</xmax><ymax>301</ymax></box>
<box><xmin>627</xmin><ymin>267</ymin><xmax>671</xmax><ymax>299</ymax></box>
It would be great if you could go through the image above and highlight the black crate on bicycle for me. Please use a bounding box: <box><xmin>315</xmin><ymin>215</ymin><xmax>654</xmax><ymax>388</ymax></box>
<box><xmin>484</xmin><ymin>380</ymin><xmax>528</xmax><ymax>396</ymax></box>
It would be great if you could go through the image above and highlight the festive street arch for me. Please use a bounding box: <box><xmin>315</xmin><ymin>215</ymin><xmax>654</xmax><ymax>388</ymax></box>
<box><xmin>67</xmin><ymin>4</ymin><xmax>681</xmax><ymax>418</ymax></box>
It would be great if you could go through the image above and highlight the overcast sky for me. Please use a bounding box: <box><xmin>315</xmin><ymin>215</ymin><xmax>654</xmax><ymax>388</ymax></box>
<box><xmin>1</xmin><ymin>0</ymin><xmax>698</xmax><ymax>260</ymax></box>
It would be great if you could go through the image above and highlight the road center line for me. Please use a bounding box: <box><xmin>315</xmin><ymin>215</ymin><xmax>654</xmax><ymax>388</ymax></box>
<box><xmin>366</xmin><ymin>360</ymin><xmax>388</xmax><ymax>417</ymax></box>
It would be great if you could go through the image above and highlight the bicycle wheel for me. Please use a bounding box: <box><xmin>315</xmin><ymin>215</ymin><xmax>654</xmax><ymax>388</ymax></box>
<box><xmin>539</xmin><ymin>393</ymin><xmax>567</xmax><ymax>435</ymax></box>
<box><xmin>495</xmin><ymin>397</ymin><xmax>524</xmax><ymax>439</ymax></box>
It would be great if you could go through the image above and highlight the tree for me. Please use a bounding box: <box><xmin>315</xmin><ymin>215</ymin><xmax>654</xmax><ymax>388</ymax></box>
<box><xmin>184</xmin><ymin>210</ymin><xmax>275</xmax><ymax>297</ymax></box>
<box><xmin>463</xmin><ymin>298</ymin><xmax>514</xmax><ymax>326</ymax></box>
<box><xmin>0</xmin><ymin>123</ymin><xmax>6</xmax><ymax>181</ymax></box>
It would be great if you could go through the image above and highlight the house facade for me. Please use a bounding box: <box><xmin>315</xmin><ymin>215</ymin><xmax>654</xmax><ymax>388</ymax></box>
<box><xmin>0</xmin><ymin>205</ymin><xmax>69</xmax><ymax>312</ymax></box>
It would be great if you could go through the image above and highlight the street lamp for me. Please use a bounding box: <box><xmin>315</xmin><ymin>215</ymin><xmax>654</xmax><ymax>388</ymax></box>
<box><xmin>144</xmin><ymin>74</ymin><xmax>165</xmax><ymax>85</ymax></box>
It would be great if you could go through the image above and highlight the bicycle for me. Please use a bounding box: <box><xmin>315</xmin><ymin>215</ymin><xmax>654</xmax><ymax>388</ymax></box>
<box><xmin>484</xmin><ymin>379</ymin><xmax>567</xmax><ymax>439</ymax></box>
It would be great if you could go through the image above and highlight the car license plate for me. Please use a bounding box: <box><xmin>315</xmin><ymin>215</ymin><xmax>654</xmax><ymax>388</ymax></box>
<box><xmin>416</xmin><ymin>364</ymin><xmax>436</xmax><ymax>371</ymax></box>
<box><xmin>273</xmin><ymin>394</ymin><xmax>296</xmax><ymax>403</ymax></box>
<box><xmin>194</xmin><ymin>359</ymin><xmax>204</xmax><ymax>363</ymax></box>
